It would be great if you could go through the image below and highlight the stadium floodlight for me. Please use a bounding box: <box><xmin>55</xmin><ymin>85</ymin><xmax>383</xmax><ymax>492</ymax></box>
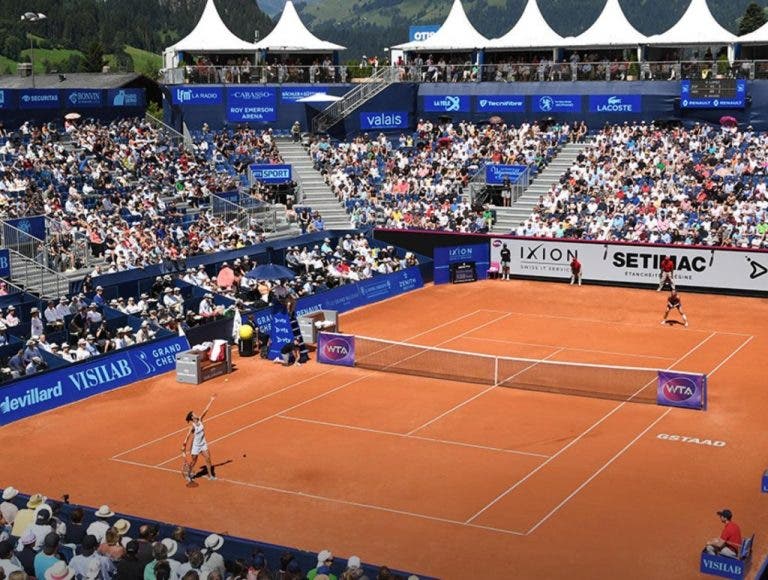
<box><xmin>20</xmin><ymin>12</ymin><xmax>47</xmax><ymax>89</ymax></box>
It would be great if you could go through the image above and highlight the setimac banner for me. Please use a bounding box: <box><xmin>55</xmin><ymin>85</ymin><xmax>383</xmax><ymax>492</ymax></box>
<box><xmin>0</xmin><ymin>336</ymin><xmax>190</xmax><ymax>425</ymax></box>
<box><xmin>317</xmin><ymin>332</ymin><xmax>355</xmax><ymax>367</ymax></box>
<box><xmin>489</xmin><ymin>237</ymin><xmax>768</xmax><ymax>293</ymax></box>
<box><xmin>657</xmin><ymin>371</ymin><xmax>707</xmax><ymax>410</ymax></box>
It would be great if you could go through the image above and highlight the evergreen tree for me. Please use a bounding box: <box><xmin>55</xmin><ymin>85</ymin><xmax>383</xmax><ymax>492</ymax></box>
<box><xmin>739</xmin><ymin>2</ymin><xmax>767</xmax><ymax>35</ymax></box>
<box><xmin>82</xmin><ymin>41</ymin><xmax>105</xmax><ymax>73</ymax></box>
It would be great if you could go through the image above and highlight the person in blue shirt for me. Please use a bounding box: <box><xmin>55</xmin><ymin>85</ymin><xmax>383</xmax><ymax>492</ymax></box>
<box><xmin>92</xmin><ymin>286</ymin><xmax>106</xmax><ymax>306</ymax></box>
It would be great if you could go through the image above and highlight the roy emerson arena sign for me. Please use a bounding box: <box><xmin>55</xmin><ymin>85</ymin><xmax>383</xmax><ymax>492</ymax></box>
<box><xmin>490</xmin><ymin>238</ymin><xmax>768</xmax><ymax>293</ymax></box>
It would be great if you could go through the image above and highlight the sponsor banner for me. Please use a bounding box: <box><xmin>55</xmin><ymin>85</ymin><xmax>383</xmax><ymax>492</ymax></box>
<box><xmin>109</xmin><ymin>89</ymin><xmax>146</xmax><ymax>108</ymax></box>
<box><xmin>434</xmin><ymin>244</ymin><xmax>489</xmax><ymax>285</ymax></box>
<box><xmin>171</xmin><ymin>86</ymin><xmax>223</xmax><ymax>105</ymax></box>
<box><xmin>360</xmin><ymin>111</ymin><xmax>409</xmax><ymax>130</ymax></box>
<box><xmin>588</xmin><ymin>94</ymin><xmax>642</xmax><ymax>113</ymax></box>
<box><xmin>489</xmin><ymin>237</ymin><xmax>768</xmax><ymax>292</ymax></box>
<box><xmin>317</xmin><ymin>332</ymin><xmax>355</xmax><ymax>367</ymax></box>
<box><xmin>423</xmin><ymin>95</ymin><xmax>470</xmax><ymax>113</ymax></box>
<box><xmin>249</xmin><ymin>164</ymin><xmax>292</xmax><ymax>184</ymax></box>
<box><xmin>476</xmin><ymin>95</ymin><xmax>525</xmax><ymax>113</ymax></box>
<box><xmin>0</xmin><ymin>89</ymin><xmax>14</xmax><ymax>110</ymax></box>
<box><xmin>409</xmin><ymin>25</ymin><xmax>440</xmax><ymax>42</ymax></box>
<box><xmin>532</xmin><ymin>94</ymin><xmax>581</xmax><ymax>113</ymax></box>
<box><xmin>485</xmin><ymin>164</ymin><xmax>528</xmax><ymax>185</ymax></box>
<box><xmin>281</xmin><ymin>86</ymin><xmax>329</xmax><ymax>103</ymax></box>
<box><xmin>0</xmin><ymin>336</ymin><xmax>190</xmax><ymax>425</ymax></box>
<box><xmin>681</xmin><ymin>80</ymin><xmax>747</xmax><ymax>109</ymax></box>
<box><xmin>699</xmin><ymin>551</ymin><xmax>745</xmax><ymax>579</ymax></box>
<box><xmin>657</xmin><ymin>371</ymin><xmax>706</xmax><ymax>410</ymax></box>
<box><xmin>0</xmin><ymin>249</ymin><xmax>10</xmax><ymax>278</ymax></box>
<box><xmin>19</xmin><ymin>90</ymin><xmax>60</xmax><ymax>110</ymax></box>
<box><xmin>268</xmin><ymin>309</ymin><xmax>294</xmax><ymax>360</ymax></box>
<box><xmin>226</xmin><ymin>87</ymin><xmax>277</xmax><ymax>122</ymax></box>
<box><xmin>65</xmin><ymin>89</ymin><xmax>103</xmax><ymax>109</ymax></box>
<box><xmin>5</xmin><ymin>216</ymin><xmax>46</xmax><ymax>241</ymax></box>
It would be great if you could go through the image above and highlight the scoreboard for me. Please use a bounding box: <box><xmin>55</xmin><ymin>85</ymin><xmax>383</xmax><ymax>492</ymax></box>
<box><xmin>680</xmin><ymin>79</ymin><xmax>747</xmax><ymax>109</ymax></box>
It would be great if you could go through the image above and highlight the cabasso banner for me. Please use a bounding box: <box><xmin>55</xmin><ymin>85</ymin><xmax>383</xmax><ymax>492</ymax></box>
<box><xmin>489</xmin><ymin>237</ymin><xmax>768</xmax><ymax>292</ymax></box>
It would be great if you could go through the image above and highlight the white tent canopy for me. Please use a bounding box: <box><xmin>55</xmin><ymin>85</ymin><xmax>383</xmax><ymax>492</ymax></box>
<box><xmin>487</xmin><ymin>0</ymin><xmax>564</xmax><ymax>50</ymax></box>
<box><xmin>168</xmin><ymin>0</ymin><xmax>258</xmax><ymax>53</ymax></box>
<box><xmin>392</xmin><ymin>0</ymin><xmax>488</xmax><ymax>51</ymax></box>
<box><xmin>254</xmin><ymin>0</ymin><xmax>345</xmax><ymax>53</ymax></box>
<box><xmin>645</xmin><ymin>0</ymin><xmax>736</xmax><ymax>46</ymax></box>
<box><xmin>560</xmin><ymin>0</ymin><xmax>646</xmax><ymax>48</ymax></box>
<box><xmin>737</xmin><ymin>20</ymin><xmax>768</xmax><ymax>44</ymax></box>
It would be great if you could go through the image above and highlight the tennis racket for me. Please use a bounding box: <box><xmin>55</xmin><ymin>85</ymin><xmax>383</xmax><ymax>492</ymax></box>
<box><xmin>181</xmin><ymin>453</ymin><xmax>192</xmax><ymax>482</ymax></box>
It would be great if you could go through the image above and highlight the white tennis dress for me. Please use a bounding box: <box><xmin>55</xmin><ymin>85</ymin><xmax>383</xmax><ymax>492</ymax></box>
<box><xmin>191</xmin><ymin>421</ymin><xmax>208</xmax><ymax>455</ymax></box>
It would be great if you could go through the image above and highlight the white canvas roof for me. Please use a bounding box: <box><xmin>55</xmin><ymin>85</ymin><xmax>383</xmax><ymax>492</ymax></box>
<box><xmin>736</xmin><ymin>20</ymin><xmax>768</xmax><ymax>44</ymax></box>
<box><xmin>254</xmin><ymin>0</ymin><xmax>345</xmax><ymax>53</ymax></box>
<box><xmin>646</xmin><ymin>0</ymin><xmax>736</xmax><ymax>46</ymax></box>
<box><xmin>392</xmin><ymin>0</ymin><xmax>488</xmax><ymax>51</ymax></box>
<box><xmin>169</xmin><ymin>0</ymin><xmax>258</xmax><ymax>53</ymax></box>
<box><xmin>487</xmin><ymin>0</ymin><xmax>564</xmax><ymax>50</ymax></box>
<box><xmin>560</xmin><ymin>0</ymin><xmax>646</xmax><ymax>48</ymax></box>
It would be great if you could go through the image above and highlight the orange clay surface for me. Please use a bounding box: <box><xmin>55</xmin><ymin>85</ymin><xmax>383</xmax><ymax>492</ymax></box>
<box><xmin>1</xmin><ymin>280</ymin><xmax>767</xmax><ymax>579</ymax></box>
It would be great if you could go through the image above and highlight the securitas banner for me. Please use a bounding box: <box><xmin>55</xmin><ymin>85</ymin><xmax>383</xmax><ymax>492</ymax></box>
<box><xmin>360</xmin><ymin>111</ymin><xmax>409</xmax><ymax>130</ymax></box>
<box><xmin>19</xmin><ymin>90</ymin><xmax>60</xmax><ymax>110</ymax></box>
<box><xmin>65</xmin><ymin>89</ymin><xmax>103</xmax><ymax>109</ymax></box>
<box><xmin>588</xmin><ymin>94</ymin><xmax>642</xmax><ymax>113</ymax></box>
<box><xmin>171</xmin><ymin>86</ymin><xmax>223</xmax><ymax>105</ymax></box>
<box><xmin>249</xmin><ymin>164</ymin><xmax>292</xmax><ymax>184</ymax></box>
<box><xmin>485</xmin><ymin>164</ymin><xmax>528</xmax><ymax>185</ymax></box>
<box><xmin>657</xmin><ymin>371</ymin><xmax>707</xmax><ymax>410</ymax></box>
<box><xmin>281</xmin><ymin>86</ymin><xmax>329</xmax><ymax>103</ymax></box>
<box><xmin>110</xmin><ymin>89</ymin><xmax>146</xmax><ymax>108</ymax></box>
<box><xmin>476</xmin><ymin>96</ymin><xmax>525</xmax><ymax>113</ymax></box>
<box><xmin>532</xmin><ymin>94</ymin><xmax>581</xmax><ymax>113</ymax></box>
<box><xmin>423</xmin><ymin>95</ymin><xmax>470</xmax><ymax>113</ymax></box>
<box><xmin>227</xmin><ymin>87</ymin><xmax>277</xmax><ymax>122</ymax></box>
<box><xmin>317</xmin><ymin>332</ymin><xmax>355</xmax><ymax>367</ymax></box>
<box><xmin>0</xmin><ymin>336</ymin><xmax>190</xmax><ymax>425</ymax></box>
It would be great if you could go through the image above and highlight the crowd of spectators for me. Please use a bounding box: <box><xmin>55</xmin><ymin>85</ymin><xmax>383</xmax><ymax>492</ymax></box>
<box><xmin>309</xmin><ymin>119</ymin><xmax>572</xmax><ymax>232</ymax></box>
<box><xmin>520</xmin><ymin>122</ymin><xmax>768</xmax><ymax>247</ymax></box>
<box><xmin>0</xmin><ymin>490</ymin><xmax>418</xmax><ymax>580</ymax></box>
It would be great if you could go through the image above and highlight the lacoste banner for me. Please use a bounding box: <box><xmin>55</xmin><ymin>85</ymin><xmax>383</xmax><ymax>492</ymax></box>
<box><xmin>657</xmin><ymin>371</ymin><xmax>707</xmax><ymax>410</ymax></box>
<box><xmin>489</xmin><ymin>237</ymin><xmax>768</xmax><ymax>293</ymax></box>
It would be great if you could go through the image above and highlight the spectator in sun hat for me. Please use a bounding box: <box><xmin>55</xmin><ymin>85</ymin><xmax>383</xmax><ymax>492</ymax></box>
<box><xmin>85</xmin><ymin>506</ymin><xmax>114</xmax><ymax>544</ymax></box>
<box><xmin>201</xmin><ymin>535</ymin><xmax>225</xmax><ymax>578</ymax></box>
<box><xmin>44</xmin><ymin>300</ymin><xmax>62</xmax><ymax>330</ymax></box>
<box><xmin>22</xmin><ymin>504</ymin><xmax>54</xmax><ymax>550</ymax></box>
<box><xmin>23</xmin><ymin>339</ymin><xmax>42</xmax><ymax>365</ymax></box>
<box><xmin>55</xmin><ymin>298</ymin><xmax>70</xmax><ymax>320</ymax></box>
<box><xmin>4</xmin><ymin>305</ymin><xmax>19</xmax><ymax>328</ymax></box>
<box><xmin>93</xmin><ymin>287</ymin><xmax>106</xmax><ymax>307</ymax></box>
<box><xmin>0</xmin><ymin>487</ymin><xmax>19</xmax><ymax>525</ymax></box>
<box><xmin>114</xmin><ymin>540</ymin><xmax>143</xmax><ymax>580</ymax></box>
<box><xmin>76</xmin><ymin>339</ymin><xmax>91</xmax><ymax>361</ymax></box>
<box><xmin>43</xmin><ymin>561</ymin><xmax>73</xmax><ymax>580</ymax></box>
<box><xmin>307</xmin><ymin>550</ymin><xmax>336</xmax><ymax>580</ymax></box>
<box><xmin>29</xmin><ymin>308</ymin><xmax>44</xmax><ymax>339</ymax></box>
<box><xmin>11</xmin><ymin>495</ymin><xmax>46</xmax><ymax>537</ymax></box>
<box><xmin>34</xmin><ymin>533</ymin><xmax>63</xmax><ymax>579</ymax></box>
<box><xmin>340</xmin><ymin>556</ymin><xmax>364</xmax><ymax>579</ymax></box>
<box><xmin>60</xmin><ymin>344</ymin><xmax>75</xmax><ymax>363</ymax></box>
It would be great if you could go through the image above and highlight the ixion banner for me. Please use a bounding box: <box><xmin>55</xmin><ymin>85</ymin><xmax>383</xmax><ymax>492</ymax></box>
<box><xmin>489</xmin><ymin>237</ymin><xmax>768</xmax><ymax>293</ymax></box>
<box><xmin>434</xmin><ymin>244</ymin><xmax>489</xmax><ymax>284</ymax></box>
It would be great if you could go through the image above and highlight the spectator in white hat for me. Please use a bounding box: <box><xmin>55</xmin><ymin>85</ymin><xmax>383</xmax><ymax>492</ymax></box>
<box><xmin>11</xmin><ymin>494</ymin><xmax>45</xmax><ymax>537</ymax></box>
<box><xmin>29</xmin><ymin>308</ymin><xmax>44</xmax><ymax>339</ymax></box>
<box><xmin>201</xmin><ymin>535</ymin><xmax>225</xmax><ymax>578</ymax></box>
<box><xmin>85</xmin><ymin>506</ymin><xmax>114</xmax><ymax>544</ymax></box>
<box><xmin>307</xmin><ymin>550</ymin><xmax>335</xmax><ymax>580</ymax></box>
<box><xmin>4</xmin><ymin>306</ymin><xmax>19</xmax><ymax>328</ymax></box>
<box><xmin>75</xmin><ymin>339</ymin><xmax>91</xmax><ymax>361</ymax></box>
<box><xmin>0</xmin><ymin>487</ymin><xmax>18</xmax><ymax>525</ymax></box>
<box><xmin>42</xmin><ymin>559</ymin><xmax>73</xmax><ymax>580</ymax></box>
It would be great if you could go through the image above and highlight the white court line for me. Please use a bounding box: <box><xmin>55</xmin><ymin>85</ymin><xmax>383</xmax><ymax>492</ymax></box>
<box><xmin>464</xmin><ymin>331</ymin><xmax>717</xmax><ymax>524</ymax></box>
<box><xmin>112</xmin><ymin>309</ymin><xmax>487</xmax><ymax>460</ymax></box>
<box><xmin>522</xmin><ymin>332</ymin><xmax>752</xmax><ymax>534</ymax></box>
<box><xmin>111</xmin><ymin>456</ymin><xmax>526</xmax><ymax>536</ymax></box>
<box><xmin>479</xmin><ymin>309</ymin><xmax>753</xmax><ymax>337</ymax></box>
<box><xmin>462</xmin><ymin>336</ymin><xmax>675</xmax><ymax>361</ymax></box>
<box><xmin>407</xmin><ymin>346</ymin><xmax>564</xmax><ymax>437</ymax></box>
<box><xmin>277</xmin><ymin>415</ymin><xmax>551</xmax><ymax>459</ymax></box>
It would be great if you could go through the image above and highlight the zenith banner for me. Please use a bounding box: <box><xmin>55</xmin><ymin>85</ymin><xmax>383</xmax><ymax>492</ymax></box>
<box><xmin>317</xmin><ymin>332</ymin><xmax>356</xmax><ymax>367</ymax></box>
<box><xmin>657</xmin><ymin>371</ymin><xmax>707</xmax><ymax>410</ymax></box>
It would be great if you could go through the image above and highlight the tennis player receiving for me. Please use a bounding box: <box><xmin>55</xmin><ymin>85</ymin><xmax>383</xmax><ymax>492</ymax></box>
<box><xmin>661</xmin><ymin>290</ymin><xmax>688</xmax><ymax>327</ymax></box>
<box><xmin>182</xmin><ymin>394</ymin><xmax>217</xmax><ymax>482</ymax></box>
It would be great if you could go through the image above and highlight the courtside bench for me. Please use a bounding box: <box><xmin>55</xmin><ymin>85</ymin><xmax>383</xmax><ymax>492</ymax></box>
<box><xmin>700</xmin><ymin>534</ymin><xmax>754</xmax><ymax>579</ymax></box>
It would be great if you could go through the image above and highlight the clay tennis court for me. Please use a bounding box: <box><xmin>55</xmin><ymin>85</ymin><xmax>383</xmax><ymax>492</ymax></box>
<box><xmin>2</xmin><ymin>280</ymin><xmax>766</xmax><ymax>579</ymax></box>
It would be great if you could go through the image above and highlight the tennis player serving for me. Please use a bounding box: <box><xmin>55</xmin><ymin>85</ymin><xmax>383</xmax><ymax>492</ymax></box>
<box><xmin>661</xmin><ymin>290</ymin><xmax>688</xmax><ymax>327</ymax></box>
<box><xmin>182</xmin><ymin>394</ymin><xmax>217</xmax><ymax>483</ymax></box>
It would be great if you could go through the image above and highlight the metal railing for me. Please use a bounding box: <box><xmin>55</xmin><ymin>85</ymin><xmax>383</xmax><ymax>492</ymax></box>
<box><xmin>145</xmin><ymin>112</ymin><xmax>186</xmax><ymax>149</ymax></box>
<box><xmin>208</xmin><ymin>193</ymin><xmax>280</xmax><ymax>234</ymax></box>
<box><xmin>44</xmin><ymin>216</ymin><xmax>91</xmax><ymax>270</ymax></box>
<box><xmin>7</xmin><ymin>249</ymin><xmax>68</xmax><ymax>299</ymax></box>
<box><xmin>160</xmin><ymin>64</ymin><xmax>353</xmax><ymax>85</ymax></box>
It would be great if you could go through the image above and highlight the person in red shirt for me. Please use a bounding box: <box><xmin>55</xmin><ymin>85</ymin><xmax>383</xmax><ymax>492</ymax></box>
<box><xmin>661</xmin><ymin>290</ymin><xmax>688</xmax><ymax>327</ymax></box>
<box><xmin>570</xmin><ymin>256</ymin><xmax>582</xmax><ymax>286</ymax></box>
<box><xmin>705</xmin><ymin>509</ymin><xmax>742</xmax><ymax>558</ymax></box>
<box><xmin>657</xmin><ymin>255</ymin><xmax>676</xmax><ymax>291</ymax></box>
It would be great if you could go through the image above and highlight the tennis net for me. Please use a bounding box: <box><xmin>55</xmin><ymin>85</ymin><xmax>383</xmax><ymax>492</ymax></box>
<box><xmin>353</xmin><ymin>335</ymin><xmax>663</xmax><ymax>404</ymax></box>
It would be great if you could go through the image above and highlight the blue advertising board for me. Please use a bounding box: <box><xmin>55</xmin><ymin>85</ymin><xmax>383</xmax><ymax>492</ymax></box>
<box><xmin>423</xmin><ymin>95</ymin><xmax>471</xmax><ymax>113</ymax></box>
<box><xmin>281</xmin><ymin>86</ymin><xmax>329</xmax><ymax>103</ymax></box>
<box><xmin>588</xmin><ymin>94</ymin><xmax>642</xmax><ymax>113</ymax></box>
<box><xmin>19</xmin><ymin>90</ymin><xmax>60</xmax><ymax>110</ymax></box>
<box><xmin>409</xmin><ymin>25</ymin><xmax>440</xmax><ymax>42</ymax></box>
<box><xmin>226</xmin><ymin>87</ymin><xmax>277</xmax><ymax>122</ymax></box>
<box><xmin>0</xmin><ymin>249</ymin><xmax>10</xmax><ymax>278</ymax></box>
<box><xmin>485</xmin><ymin>164</ymin><xmax>529</xmax><ymax>185</ymax></box>
<box><xmin>0</xmin><ymin>335</ymin><xmax>190</xmax><ymax>425</ymax></box>
<box><xmin>65</xmin><ymin>89</ymin><xmax>103</xmax><ymax>109</ymax></box>
<box><xmin>433</xmin><ymin>245</ymin><xmax>490</xmax><ymax>285</ymax></box>
<box><xmin>170</xmin><ymin>86</ymin><xmax>223</xmax><ymax>105</ymax></box>
<box><xmin>109</xmin><ymin>89</ymin><xmax>146</xmax><ymax>108</ymax></box>
<box><xmin>5</xmin><ymin>216</ymin><xmax>46</xmax><ymax>241</ymax></box>
<box><xmin>360</xmin><ymin>111</ymin><xmax>409</xmax><ymax>130</ymax></box>
<box><xmin>249</xmin><ymin>164</ymin><xmax>292</xmax><ymax>184</ymax></box>
<box><xmin>532</xmin><ymin>94</ymin><xmax>582</xmax><ymax>113</ymax></box>
<box><xmin>476</xmin><ymin>96</ymin><xmax>526</xmax><ymax>113</ymax></box>
<box><xmin>0</xmin><ymin>89</ymin><xmax>13</xmax><ymax>111</ymax></box>
<box><xmin>268</xmin><ymin>308</ymin><xmax>295</xmax><ymax>360</ymax></box>
<box><xmin>680</xmin><ymin>80</ymin><xmax>747</xmax><ymax>109</ymax></box>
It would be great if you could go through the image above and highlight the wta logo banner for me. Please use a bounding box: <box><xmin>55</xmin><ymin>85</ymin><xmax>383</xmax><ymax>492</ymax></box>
<box><xmin>657</xmin><ymin>371</ymin><xmax>707</xmax><ymax>410</ymax></box>
<box><xmin>423</xmin><ymin>95</ymin><xmax>470</xmax><ymax>113</ymax></box>
<box><xmin>317</xmin><ymin>333</ymin><xmax>355</xmax><ymax>367</ymax></box>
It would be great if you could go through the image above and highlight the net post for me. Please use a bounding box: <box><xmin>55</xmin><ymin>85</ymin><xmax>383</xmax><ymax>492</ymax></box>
<box><xmin>494</xmin><ymin>356</ymin><xmax>499</xmax><ymax>386</ymax></box>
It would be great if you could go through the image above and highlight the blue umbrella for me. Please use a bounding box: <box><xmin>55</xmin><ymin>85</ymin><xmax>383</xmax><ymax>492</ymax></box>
<box><xmin>245</xmin><ymin>263</ymin><xmax>296</xmax><ymax>280</ymax></box>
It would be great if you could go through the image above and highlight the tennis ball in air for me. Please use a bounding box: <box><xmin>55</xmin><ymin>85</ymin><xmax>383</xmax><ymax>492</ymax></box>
<box><xmin>239</xmin><ymin>325</ymin><xmax>254</xmax><ymax>340</ymax></box>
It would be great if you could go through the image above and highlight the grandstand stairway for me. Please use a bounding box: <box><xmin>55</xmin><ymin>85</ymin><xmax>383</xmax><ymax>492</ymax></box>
<box><xmin>491</xmin><ymin>141</ymin><xmax>585</xmax><ymax>233</ymax></box>
<box><xmin>9</xmin><ymin>250</ymin><xmax>69</xmax><ymax>299</ymax></box>
<box><xmin>276</xmin><ymin>138</ymin><xmax>351</xmax><ymax>230</ymax></box>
